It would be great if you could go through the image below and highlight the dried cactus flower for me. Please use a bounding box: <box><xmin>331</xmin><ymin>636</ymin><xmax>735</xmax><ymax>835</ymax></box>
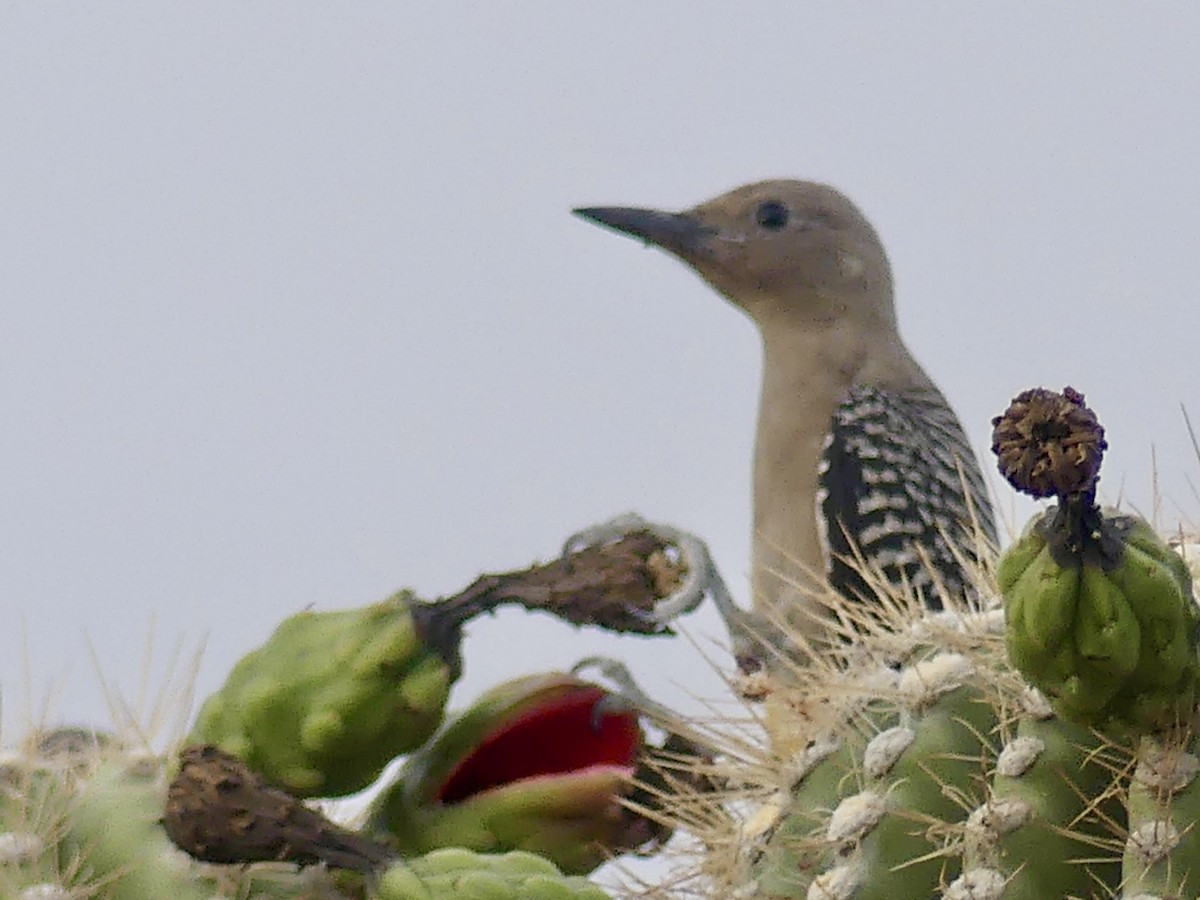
<box><xmin>991</xmin><ymin>386</ymin><xmax>1106</xmax><ymax>499</ymax></box>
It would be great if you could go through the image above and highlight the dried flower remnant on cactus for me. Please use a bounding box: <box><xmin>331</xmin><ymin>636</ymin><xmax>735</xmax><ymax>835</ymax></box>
<box><xmin>163</xmin><ymin>744</ymin><xmax>396</xmax><ymax>872</ymax></box>
<box><xmin>991</xmin><ymin>386</ymin><xmax>1107</xmax><ymax>499</ymax></box>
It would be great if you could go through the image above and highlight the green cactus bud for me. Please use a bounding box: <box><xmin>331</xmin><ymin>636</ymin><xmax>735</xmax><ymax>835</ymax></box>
<box><xmin>367</xmin><ymin>672</ymin><xmax>646</xmax><ymax>875</ymax></box>
<box><xmin>189</xmin><ymin>590</ymin><xmax>458</xmax><ymax>797</ymax></box>
<box><xmin>377</xmin><ymin>849</ymin><xmax>610</xmax><ymax>900</ymax></box>
<box><xmin>991</xmin><ymin>389</ymin><xmax>1199</xmax><ymax>738</ymax></box>
<box><xmin>998</xmin><ymin>506</ymin><xmax>1199</xmax><ymax>736</ymax></box>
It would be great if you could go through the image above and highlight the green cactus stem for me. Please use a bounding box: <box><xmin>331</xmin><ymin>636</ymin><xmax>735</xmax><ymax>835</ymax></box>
<box><xmin>1</xmin><ymin>733</ymin><xmax>211</xmax><ymax>900</ymax></box>
<box><xmin>759</xmin><ymin>650</ymin><xmax>999</xmax><ymax>899</ymax></box>
<box><xmin>1122</xmin><ymin>733</ymin><xmax>1200</xmax><ymax>897</ymax></box>
<box><xmin>957</xmin><ymin>692</ymin><xmax>1125</xmax><ymax>898</ymax></box>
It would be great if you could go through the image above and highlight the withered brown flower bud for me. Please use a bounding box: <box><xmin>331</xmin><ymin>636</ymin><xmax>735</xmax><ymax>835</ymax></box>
<box><xmin>163</xmin><ymin>744</ymin><xmax>395</xmax><ymax>873</ymax></box>
<box><xmin>991</xmin><ymin>386</ymin><xmax>1106</xmax><ymax>500</ymax></box>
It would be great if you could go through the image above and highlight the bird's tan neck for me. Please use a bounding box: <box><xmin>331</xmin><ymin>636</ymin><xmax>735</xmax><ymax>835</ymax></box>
<box><xmin>749</xmin><ymin>320</ymin><xmax>927</xmax><ymax>626</ymax></box>
<box><xmin>750</xmin><ymin>327</ymin><xmax>847</xmax><ymax>617</ymax></box>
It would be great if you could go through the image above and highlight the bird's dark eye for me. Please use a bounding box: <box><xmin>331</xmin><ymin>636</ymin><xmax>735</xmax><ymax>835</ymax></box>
<box><xmin>754</xmin><ymin>201</ymin><xmax>789</xmax><ymax>231</ymax></box>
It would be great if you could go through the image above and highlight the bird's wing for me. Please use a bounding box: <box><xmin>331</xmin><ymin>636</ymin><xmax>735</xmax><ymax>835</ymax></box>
<box><xmin>816</xmin><ymin>384</ymin><xmax>997</xmax><ymax>608</ymax></box>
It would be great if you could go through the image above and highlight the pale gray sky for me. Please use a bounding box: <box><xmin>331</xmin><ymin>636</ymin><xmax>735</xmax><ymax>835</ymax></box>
<box><xmin>2</xmin><ymin>0</ymin><xmax>1198</xmax><ymax>837</ymax></box>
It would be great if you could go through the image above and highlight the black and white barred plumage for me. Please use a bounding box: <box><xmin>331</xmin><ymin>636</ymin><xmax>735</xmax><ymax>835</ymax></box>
<box><xmin>817</xmin><ymin>384</ymin><xmax>997</xmax><ymax>608</ymax></box>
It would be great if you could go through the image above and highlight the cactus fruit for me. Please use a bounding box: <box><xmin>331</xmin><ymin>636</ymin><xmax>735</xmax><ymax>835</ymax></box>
<box><xmin>5</xmin><ymin>523</ymin><xmax>714</xmax><ymax>899</ymax></box>
<box><xmin>991</xmin><ymin>388</ymin><xmax>1200</xmax><ymax>736</ymax></box>
<box><xmin>377</xmin><ymin>848</ymin><xmax>611</xmax><ymax>899</ymax></box>
<box><xmin>367</xmin><ymin>672</ymin><xmax>646</xmax><ymax>875</ymax></box>
<box><xmin>999</xmin><ymin>506</ymin><xmax>1199</xmax><ymax>735</ymax></box>
<box><xmin>189</xmin><ymin>590</ymin><xmax>461</xmax><ymax>798</ymax></box>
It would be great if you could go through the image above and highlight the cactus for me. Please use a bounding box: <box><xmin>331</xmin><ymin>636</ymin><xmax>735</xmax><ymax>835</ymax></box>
<box><xmin>0</xmin><ymin>730</ymin><xmax>225</xmax><ymax>900</ymax></box>
<box><xmin>634</xmin><ymin>386</ymin><xmax>1200</xmax><ymax>899</ymax></box>
<box><xmin>0</xmin><ymin>524</ymin><xmax>719</xmax><ymax>898</ymax></box>
<box><xmin>4</xmin><ymin>526</ymin><xmax>694</xmax><ymax>899</ymax></box>
<box><xmin>6</xmin><ymin>391</ymin><xmax>1199</xmax><ymax>899</ymax></box>
<box><xmin>1</xmin><ymin>724</ymin><xmax>617</xmax><ymax>900</ymax></box>
<box><xmin>666</xmin><ymin>574</ymin><xmax>1200</xmax><ymax>898</ymax></box>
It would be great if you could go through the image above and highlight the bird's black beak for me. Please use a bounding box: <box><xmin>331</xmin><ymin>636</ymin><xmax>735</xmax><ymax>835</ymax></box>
<box><xmin>572</xmin><ymin>206</ymin><xmax>713</xmax><ymax>257</ymax></box>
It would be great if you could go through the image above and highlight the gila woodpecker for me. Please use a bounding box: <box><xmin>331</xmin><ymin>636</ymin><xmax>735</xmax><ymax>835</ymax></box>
<box><xmin>574</xmin><ymin>180</ymin><xmax>997</xmax><ymax>638</ymax></box>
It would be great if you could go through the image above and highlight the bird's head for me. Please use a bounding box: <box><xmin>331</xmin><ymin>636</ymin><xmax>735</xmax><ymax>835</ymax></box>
<box><xmin>575</xmin><ymin>179</ymin><xmax>896</xmax><ymax>332</ymax></box>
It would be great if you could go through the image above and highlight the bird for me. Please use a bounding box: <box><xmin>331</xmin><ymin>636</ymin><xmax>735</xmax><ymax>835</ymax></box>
<box><xmin>573</xmin><ymin>180</ymin><xmax>997</xmax><ymax>647</ymax></box>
